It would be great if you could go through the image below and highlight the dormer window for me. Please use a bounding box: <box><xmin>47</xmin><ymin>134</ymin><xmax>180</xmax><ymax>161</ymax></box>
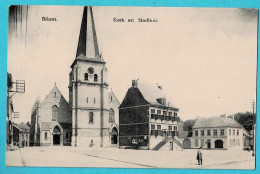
<box><xmin>94</xmin><ymin>74</ymin><xmax>98</xmax><ymax>82</ymax></box>
<box><xmin>84</xmin><ymin>73</ymin><xmax>88</xmax><ymax>80</ymax></box>
<box><xmin>156</xmin><ymin>98</ymin><xmax>166</xmax><ymax>105</ymax></box>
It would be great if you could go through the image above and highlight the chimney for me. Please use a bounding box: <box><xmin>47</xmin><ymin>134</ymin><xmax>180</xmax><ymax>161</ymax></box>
<box><xmin>158</xmin><ymin>86</ymin><xmax>162</xmax><ymax>90</ymax></box>
<box><xmin>132</xmin><ymin>80</ymin><xmax>138</xmax><ymax>88</ymax></box>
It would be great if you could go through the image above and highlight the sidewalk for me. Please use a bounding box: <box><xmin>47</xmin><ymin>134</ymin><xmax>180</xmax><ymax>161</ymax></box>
<box><xmin>6</xmin><ymin>148</ymin><xmax>23</xmax><ymax>167</ymax></box>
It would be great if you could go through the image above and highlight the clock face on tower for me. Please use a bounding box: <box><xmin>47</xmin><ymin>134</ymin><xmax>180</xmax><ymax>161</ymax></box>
<box><xmin>88</xmin><ymin>67</ymin><xmax>94</xmax><ymax>74</ymax></box>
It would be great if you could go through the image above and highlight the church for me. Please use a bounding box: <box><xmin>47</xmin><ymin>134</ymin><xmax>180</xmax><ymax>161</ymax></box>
<box><xmin>68</xmin><ymin>6</ymin><xmax>120</xmax><ymax>147</ymax></box>
<box><xmin>30</xmin><ymin>85</ymin><xmax>72</xmax><ymax>146</ymax></box>
<box><xmin>30</xmin><ymin>6</ymin><xmax>120</xmax><ymax>147</ymax></box>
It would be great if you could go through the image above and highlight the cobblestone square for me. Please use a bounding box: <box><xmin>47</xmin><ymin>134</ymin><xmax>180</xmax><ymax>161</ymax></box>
<box><xmin>6</xmin><ymin>146</ymin><xmax>255</xmax><ymax>169</ymax></box>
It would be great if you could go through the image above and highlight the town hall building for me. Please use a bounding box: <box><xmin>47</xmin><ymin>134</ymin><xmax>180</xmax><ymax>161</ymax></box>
<box><xmin>69</xmin><ymin>6</ymin><xmax>120</xmax><ymax>147</ymax></box>
<box><xmin>119</xmin><ymin>80</ymin><xmax>182</xmax><ymax>150</ymax></box>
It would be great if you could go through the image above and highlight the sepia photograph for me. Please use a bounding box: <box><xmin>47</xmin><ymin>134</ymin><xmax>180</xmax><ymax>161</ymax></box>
<box><xmin>6</xmin><ymin>5</ymin><xmax>257</xmax><ymax>169</ymax></box>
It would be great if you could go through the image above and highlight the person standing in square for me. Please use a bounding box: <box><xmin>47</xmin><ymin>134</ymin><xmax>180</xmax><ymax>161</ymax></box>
<box><xmin>197</xmin><ymin>147</ymin><xmax>203</xmax><ymax>165</ymax></box>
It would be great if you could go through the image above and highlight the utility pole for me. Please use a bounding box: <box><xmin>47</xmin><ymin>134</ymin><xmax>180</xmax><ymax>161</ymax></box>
<box><xmin>252</xmin><ymin>100</ymin><xmax>255</xmax><ymax>156</ymax></box>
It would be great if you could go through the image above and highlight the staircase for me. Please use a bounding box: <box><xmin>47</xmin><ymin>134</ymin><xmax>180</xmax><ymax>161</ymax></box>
<box><xmin>173</xmin><ymin>136</ymin><xmax>183</xmax><ymax>149</ymax></box>
<box><xmin>152</xmin><ymin>138</ymin><xmax>168</xmax><ymax>150</ymax></box>
<box><xmin>152</xmin><ymin>137</ymin><xmax>183</xmax><ymax>151</ymax></box>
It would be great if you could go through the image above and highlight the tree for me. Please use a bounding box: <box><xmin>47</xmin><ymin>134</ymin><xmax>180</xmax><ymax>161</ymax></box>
<box><xmin>228</xmin><ymin>112</ymin><xmax>256</xmax><ymax>132</ymax></box>
<box><xmin>183</xmin><ymin>119</ymin><xmax>197</xmax><ymax>131</ymax></box>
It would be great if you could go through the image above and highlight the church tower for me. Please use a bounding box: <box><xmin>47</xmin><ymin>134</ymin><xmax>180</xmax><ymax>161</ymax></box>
<box><xmin>69</xmin><ymin>6</ymin><xmax>109</xmax><ymax>147</ymax></box>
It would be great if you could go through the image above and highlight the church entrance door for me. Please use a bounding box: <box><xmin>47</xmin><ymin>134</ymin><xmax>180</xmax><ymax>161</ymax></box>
<box><xmin>111</xmin><ymin>127</ymin><xmax>118</xmax><ymax>144</ymax></box>
<box><xmin>53</xmin><ymin>134</ymin><xmax>60</xmax><ymax>145</ymax></box>
<box><xmin>53</xmin><ymin>126</ymin><xmax>61</xmax><ymax>145</ymax></box>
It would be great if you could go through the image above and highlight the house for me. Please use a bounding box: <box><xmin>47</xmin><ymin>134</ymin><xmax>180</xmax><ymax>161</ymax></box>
<box><xmin>6</xmin><ymin>73</ymin><xmax>13</xmax><ymax>147</ymax></box>
<box><xmin>243</xmin><ymin>129</ymin><xmax>253</xmax><ymax>150</ymax></box>
<box><xmin>30</xmin><ymin>85</ymin><xmax>72</xmax><ymax>146</ymax></box>
<box><xmin>69</xmin><ymin>6</ymin><xmax>120</xmax><ymax>147</ymax></box>
<box><xmin>119</xmin><ymin>80</ymin><xmax>182</xmax><ymax>150</ymax></box>
<box><xmin>190</xmin><ymin>116</ymin><xmax>244</xmax><ymax>149</ymax></box>
<box><xmin>13</xmin><ymin>122</ymin><xmax>30</xmax><ymax>147</ymax></box>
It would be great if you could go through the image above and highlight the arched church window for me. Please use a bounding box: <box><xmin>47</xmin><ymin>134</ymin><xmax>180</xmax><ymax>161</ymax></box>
<box><xmin>109</xmin><ymin>109</ymin><xmax>115</xmax><ymax>123</ymax></box>
<box><xmin>89</xmin><ymin>112</ymin><xmax>94</xmax><ymax>123</ymax></box>
<box><xmin>84</xmin><ymin>73</ymin><xmax>88</xmax><ymax>80</ymax></box>
<box><xmin>52</xmin><ymin>105</ymin><xmax>58</xmax><ymax>121</ymax></box>
<box><xmin>45</xmin><ymin>132</ymin><xmax>48</xmax><ymax>139</ymax></box>
<box><xmin>94</xmin><ymin>74</ymin><xmax>98</xmax><ymax>82</ymax></box>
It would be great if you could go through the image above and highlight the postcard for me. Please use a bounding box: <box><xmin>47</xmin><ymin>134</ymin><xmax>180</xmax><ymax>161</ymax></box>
<box><xmin>6</xmin><ymin>5</ymin><xmax>257</xmax><ymax>169</ymax></box>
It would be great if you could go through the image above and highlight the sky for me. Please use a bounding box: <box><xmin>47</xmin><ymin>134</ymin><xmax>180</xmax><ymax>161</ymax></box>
<box><xmin>8</xmin><ymin>6</ymin><xmax>258</xmax><ymax>123</ymax></box>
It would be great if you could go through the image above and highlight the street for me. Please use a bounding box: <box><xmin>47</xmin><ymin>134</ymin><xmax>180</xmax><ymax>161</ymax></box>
<box><xmin>6</xmin><ymin>146</ymin><xmax>255</xmax><ymax>169</ymax></box>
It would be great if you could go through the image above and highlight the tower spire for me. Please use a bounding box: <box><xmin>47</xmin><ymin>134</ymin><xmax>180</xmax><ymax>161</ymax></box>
<box><xmin>76</xmin><ymin>6</ymin><xmax>99</xmax><ymax>59</ymax></box>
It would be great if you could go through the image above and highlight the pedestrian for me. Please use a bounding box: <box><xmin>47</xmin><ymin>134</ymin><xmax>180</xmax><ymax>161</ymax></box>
<box><xmin>196</xmin><ymin>147</ymin><xmax>203</xmax><ymax>165</ymax></box>
<box><xmin>89</xmin><ymin>139</ymin><xmax>93</xmax><ymax>147</ymax></box>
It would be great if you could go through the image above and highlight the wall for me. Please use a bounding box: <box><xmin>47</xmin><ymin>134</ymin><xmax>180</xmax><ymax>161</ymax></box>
<box><xmin>226</xmin><ymin>128</ymin><xmax>243</xmax><ymax>149</ymax></box>
<box><xmin>19</xmin><ymin>133</ymin><xmax>30</xmax><ymax>147</ymax></box>
<box><xmin>192</xmin><ymin>127</ymin><xmax>228</xmax><ymax>149</ymax></box>
<box><xmin>76</xmin><ymin>129</ymin><xmax>110</xmax><ymax>147</ymax></box>
<box><xmin>13</xmin><ymin>126</ymin><xmax>30</xmax><ymax>148</ymax></box>
<box><xmin>40</xmin><ymin>86</ymin><xmax>71</xmax><ymax>124</ymax></box>
<box><xmin>191</xmin><ymin>127</ymin><xmax>243</xmax><ymax>149</ymax></box>
<box><xmin>119</xmin><ymin>106</ymin><xmax>149</xmax><ymax>147</ymax></box>
<box><xmin>30</xmin><ymin>102</ymin><xmax>40</xmax><ymax>146</ymax></box>
<box><xmin>106</xmin><ymin>91</ymin><xmax>120</xmax><ymax>128</ymax></box>
<box><xmin>148</xmin><ymin>106</ymin><xmax>179</xmax><ymax>149</ymax></box>
<box><xmin>13</xmin><ymin>126</ymin><xmax>19</xmax><ymax>145</ymax></box>
<box><xmin>70</xmin><ymin>60</ymin><xmax>116</xmax><ymax>147</ymax></box>
<box><xmin>40</xmin><ymin>130</ymin><xmax>51</xmax><ymax>146</ymax></box>
<box><xmin>149</xmin><ymin>135</ymin><xmax>165</xmax><ymax>149</ymax></box>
